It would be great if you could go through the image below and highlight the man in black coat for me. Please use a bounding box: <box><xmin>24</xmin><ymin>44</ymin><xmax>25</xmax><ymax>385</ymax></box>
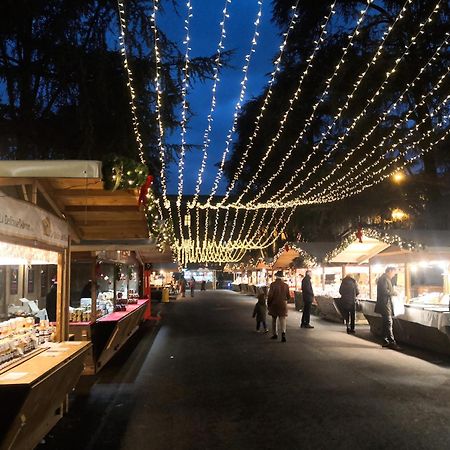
<box><xmin>337</xmin><ymin>275</ymin><xmax>359</xmax><ymax>334</ymax></box>
<box><xmin>375</xmin><ymin>266</ymin><xmax>399</xmax><ymax>349</ymax></box>
<box><xmin>300</xmin><ymin>270</ymin><xmax>314</xmax><ymax>329</ymax></box>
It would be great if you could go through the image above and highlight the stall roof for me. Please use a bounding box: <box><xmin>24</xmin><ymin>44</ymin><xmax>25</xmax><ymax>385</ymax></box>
<box><xmin>369</xmin><ymin>229</ymin><xmax>450</xmax><ymax>264</ymax></box>
<box><xmin>272</xmin><ymin>242</ymin><xmax>335</xmax><ymax>269</ymax></box>
<box><xmin>327</xmin><ymin>237</ymin><xmax>390</xmax><ymax>264</ymax></box>
<box><xmin>0</xmin><ymin>160</ymin><xmax>172</xmax><ymax>263</ymax></box>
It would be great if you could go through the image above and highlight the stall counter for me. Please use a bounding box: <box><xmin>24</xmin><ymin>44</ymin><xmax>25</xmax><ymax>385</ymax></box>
<box><xmin>361</xmin><ymin>299</ymin><xmax>450</xmax><ymax>355</ymax></box>
<box><xmin>69</xmin><ymin>299</ymin><xmax>149</xmax><ymax>374</ymax></box>
<box><xmin>0</xmin><ymin>341</ymin><xmax>91</xmax><ymax>450</ymax></box>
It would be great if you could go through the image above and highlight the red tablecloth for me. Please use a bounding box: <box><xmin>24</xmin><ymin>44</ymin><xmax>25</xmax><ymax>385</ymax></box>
<box><xmin>96</xmin><ymin>299</ymin><xmax>148</xmax><ymax>323</ymax></box>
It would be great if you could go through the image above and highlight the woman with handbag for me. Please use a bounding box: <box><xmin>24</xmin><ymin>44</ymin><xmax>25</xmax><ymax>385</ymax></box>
<box><xmin>337</xmin><ymin>275</ymin><xmax>360</xmax><ymax>334</ymax></box>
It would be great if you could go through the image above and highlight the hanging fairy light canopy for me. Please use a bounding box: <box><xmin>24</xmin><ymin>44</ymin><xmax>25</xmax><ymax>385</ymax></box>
<box><xmin>115</xmin><ymin>0</ymin><xmax>449</xmax><ymax>265</ymax></box>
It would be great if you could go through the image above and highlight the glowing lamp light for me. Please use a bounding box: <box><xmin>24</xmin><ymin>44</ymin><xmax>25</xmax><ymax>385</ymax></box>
<box><xmin>392</xmin><ymin>172</ymin><xmax>405</xmax><ymax>183</ymax></box>
<box><xmin>391</xmin><ymin>208</ymin><xmax>409</xmax><ymax>222</ymax></box>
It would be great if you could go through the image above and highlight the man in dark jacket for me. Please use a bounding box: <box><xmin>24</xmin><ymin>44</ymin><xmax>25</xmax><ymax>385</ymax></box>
<box><xmin>337</xmin><ymin>275</ymin><xmax>359</xmax><ymax>334</ymax></box>
<box><xmin>267</xmin><ymin>271</ymin><xmax>290</xmax><ymax>342</ymax></box>
<box><xmin>300</xmin><ymin>270</ymin><xmax>314</xmax><ymax>329</ymax></box>
<box><xmin>375</xmin><ymin>266</ymin><xmax>399</xmax><ymax>349</ymax></box>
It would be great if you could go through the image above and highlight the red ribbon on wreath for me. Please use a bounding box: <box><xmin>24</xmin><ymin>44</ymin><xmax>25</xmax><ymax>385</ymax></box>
<box><xmin>284</xmin><ymin>243</ymin><xmax>290</xmax><ymax>252</ymax></box>
<box><xmin>138</xmin><ymin>175</ymin><xmax>154</xmax><ymax>206</ymax></box>
<box><xmin>356</xmin><ymin>225</ymin><xmax>363</xmax><ymax>243</ymax></box>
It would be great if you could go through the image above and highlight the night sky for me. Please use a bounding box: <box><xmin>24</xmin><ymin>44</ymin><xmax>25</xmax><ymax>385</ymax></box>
<box><xmin>159</xmin><ymin>0</ymin><xmax>281</xmax><ymax>195</ymax></box>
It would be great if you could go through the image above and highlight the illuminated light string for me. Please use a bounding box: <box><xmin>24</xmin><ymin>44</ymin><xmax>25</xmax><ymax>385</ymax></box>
<box><xmin>318</xmin><ymin>118</ymin><xmax>450</xmax><ymax>204</ymax></box>
<box><xmin>307</xmin><ymin>58</ymin><xmax>450</xmax><ymax>202</ymax></box>
<box><xmin>271</xmin><ymin>0</ymin><xmax>443</xmax><ymax>204</ymax></box>
<box><xmin>176</xmin><ymin>0</ymin><xmax>194</xmax><ymax>242</ymax></box>
<box><xmin>206</xmin><ymin>0</ymin><xmax>303</xmax><ymax>206</ymax></box>
<box><xmin>265</xmin><ymin>0</ymin><xmax>417</xmax><ymax>203</ymax></box>
<box><xmin>316</xmin><ymin>101</ymin><xmax>450</xmax><ymax>203</ymax></box>
<box><xmin>193</xmin><ymin>0</ymin><xmax>372</xmax><ymax>212</ymax></box>
<box><xmin>150</xmin><ymin>0</ymin><xmax>168</xmax><ymax>203</ymax></box>
<box><xmin>199</xmin><ymin>0</ymin><xmax>264</xmax><ymax>242</ymax></box>
<box><xmin>188</xmin><ymin>0</ymin><xmax>233</xmax><ymax>209</ymax></box>
<box><xmin>319</xmin><ymin>102</ymin><xmax>450</xmax><ymax>203</ymax></box>
<box><xmin>199</xmin><ymin>1</ymin><xmax>447</xmax><ymax>212</ymax></box>
<box><xmin>116</xmin><ymin>0</ymin><xmax>146</xmax><ymax>166</ymax></box>
<box><xmin>233</xmin><ymin>0</ymin><xmax>370</xmax><ymax>207</ymax></box>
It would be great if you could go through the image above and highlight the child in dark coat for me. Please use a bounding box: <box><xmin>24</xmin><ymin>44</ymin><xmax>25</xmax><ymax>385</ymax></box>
<box><xmin>252</xmin><ymin>293</ymin><xmax>269</xmax><ymax>333</ymax></box>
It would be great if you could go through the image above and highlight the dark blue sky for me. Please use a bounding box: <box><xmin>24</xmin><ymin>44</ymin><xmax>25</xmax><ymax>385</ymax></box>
<box><xmin>159</xmin><ymin>0</ymin><xmax>281</xmax><ymax>195</ymax></box>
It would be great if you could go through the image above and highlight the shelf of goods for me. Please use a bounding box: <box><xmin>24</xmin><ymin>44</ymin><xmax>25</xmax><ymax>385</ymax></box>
<box><xmin>0</xmin><ymin>341</ymin><xmax>91</xmax><ymax>450</ymax></box>
<box><xmin>361</xmin><ymin>299</ymin><xmax>450</xmax><ymax>355</ymax></box>
<box><xmin>68</xmin><ymin>299</ymin><xmax>148</xmax><ymax>374</ymax></box>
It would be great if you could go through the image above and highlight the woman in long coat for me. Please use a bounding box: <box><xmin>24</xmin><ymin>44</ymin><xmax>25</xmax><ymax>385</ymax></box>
<box><xmin>267</xmin><ymin>271</ymin><xmax>290</xmax><ymax>342</ymax></box>
<box><xmin>337</xmin><ymin>275</ymin><xmax>359</xmax><ymax>334</ymax></box>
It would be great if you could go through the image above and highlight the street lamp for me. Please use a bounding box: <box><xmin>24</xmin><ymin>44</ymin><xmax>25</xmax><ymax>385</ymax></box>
<box><xmin>392</xmin><ymin>172</ymin><xmax>405</xmax><ymax>183</ymax></box>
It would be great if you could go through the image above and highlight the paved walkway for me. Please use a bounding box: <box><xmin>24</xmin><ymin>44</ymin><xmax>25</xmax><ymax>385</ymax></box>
<box><xmin>40</xmin><ymin>290</ymin><xmax>450</xmax><ymax>450</ymax></box>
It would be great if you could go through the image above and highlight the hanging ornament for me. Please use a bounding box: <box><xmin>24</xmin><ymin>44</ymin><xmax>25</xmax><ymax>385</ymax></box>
<box><xmin>138</xmin><ymin>175</ymin><xmax>154</xmax><ymax>206</ymax></box>
<box><xmin>356</xmin><ymin>225</ymin><xmax>363</xmax><ymax>243</ymax></box>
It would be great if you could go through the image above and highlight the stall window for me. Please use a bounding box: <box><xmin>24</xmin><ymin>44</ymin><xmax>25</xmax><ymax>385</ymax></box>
<box><xmin>10</xmin><ymin>267</ymin><xmax>18</xmax><ymax>295</ymax></box>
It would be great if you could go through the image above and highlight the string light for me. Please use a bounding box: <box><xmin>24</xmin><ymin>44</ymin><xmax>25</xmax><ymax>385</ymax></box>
<box><xmin>272</xmin><ymin>0</ymin><xmax>443</xmax><ymax>204</ymax></box>
<box><xmin>116</xmin><ymin>0</ymin><xmax>146</xmax><ymax>165</ymax></box>
<box><xmin>307</xmin><ymin>59</ymin><xmax>450</xmax><ymax>202</ymax></box>
<box><xmin>206</xmin><ymin>0</ymin><xmax>302</xmax><ymax>206</ymax></box>
<box><xmin>200</xmin><ymin>0</ymin><xmax>264</xmax><ymax>241</ymax></box>
<box><xmin>233</xmin><ymin>0</ymin><xmax>370</xmax><ymax>207</ymax></box>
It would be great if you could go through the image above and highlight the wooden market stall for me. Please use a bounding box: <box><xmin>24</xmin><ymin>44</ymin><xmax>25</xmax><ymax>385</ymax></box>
<box><xmin>313</xmin><ymin>231</ymin><xmax>391</xmax><ymax>322</ymax></box>
<box><xmin>0</xmin><ymin>161</ymin><xmax>165</xmax><ymax>377</ymax></box>
<box><xmin>0</xmin><ymin>165</ymin><xmax>92</xmax><ymax>450</ymax></box>
<box><xmin>360</xmin><ymin>229</ymin><xmax>450</xmax><ymax>354</ymax></box>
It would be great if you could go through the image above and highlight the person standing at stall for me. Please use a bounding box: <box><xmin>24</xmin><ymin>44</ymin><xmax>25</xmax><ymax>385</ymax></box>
<box><xmin>267</xmin><ymin>271</ymin><xmax>290</xmax><ymax>342</ymax></box>
<box><xmin>375</xmin><ymin>266</ymin><xmax>399</xmax><ymax>349</ymax></box>
<box><xmin>300</xmin><ymin>270</ymin><xmax>315</xmax><ymax>329</ymax></box>
<box><xmin>179</xmin><ymin>275</ymin><xmax>187</xmax><ymax>298</ymax></box>
<box><xmin>337</xmin><ymin>275</ymin><xmax>359</xmax><ymax>334</ymax></box>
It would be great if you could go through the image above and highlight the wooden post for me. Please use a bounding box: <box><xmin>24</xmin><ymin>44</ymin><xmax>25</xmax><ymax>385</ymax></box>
<box><xmin>62</xmin><ymin>243</ymin><xmax>71</xmax><ymax>340</ymax></box>
<box><xmin>405</xmin><ymin>262</ymin><xmax>411</xmax><ymax>303</ymax></box>
<box><xmin>91</xmin><ymin>255</ymin><xmax>97</xmax><ymax>322</ymax></box>
<box><xmin>56</xmin><ymin>252</ymin><xmax>64</xmax><ymax>342</ymax></box>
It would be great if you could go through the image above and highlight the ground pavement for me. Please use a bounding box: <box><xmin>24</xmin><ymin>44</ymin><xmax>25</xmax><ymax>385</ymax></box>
<box><xmin>39</xmin><ymin>289</ymin><xmax>450</xmax><ymax>450</ymax></box>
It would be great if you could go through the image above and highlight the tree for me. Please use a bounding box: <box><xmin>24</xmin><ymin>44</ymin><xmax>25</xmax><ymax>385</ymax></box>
<box><xmin>222</xmin><ymin>0</ymin><xmax>449</xmax><ymax>237</ymax></box>
<box><xmin>0</xmin><ymin>0</ymin><xmax>223</xmax><ymax>186</ymax></box>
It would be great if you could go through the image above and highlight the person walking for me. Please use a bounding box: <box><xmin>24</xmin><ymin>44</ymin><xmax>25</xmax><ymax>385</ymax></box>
<box><xmin>375</xmin><ymin>266</ymin><xmax>399</xmax><ymax>349</ymax></box>
<box><xmin>189</xmin><ymin>276</ymin><xmax>196</xmax><ymax>298</ymax></box>
<box><xmin>300</xmin><ymin>270</ymin><xmax>314</xmax><ymax>329</ymax></box>
<box><xmin>267</xmin><ymin>271</ymin><xmax>290</xmax><ymax>342</ymax></box>
<box><xmin>337</xmin><ymin>274</ymin><xmax>359</xmax><ymax>334</ymax></box>
<box><xmin>252</xmin><ymin>293</ymin><xmax>269</xmax><ymax>333</ymax></box>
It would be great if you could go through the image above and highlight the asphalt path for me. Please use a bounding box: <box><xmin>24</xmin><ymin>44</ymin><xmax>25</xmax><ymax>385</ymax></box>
<box><xmin>39</xmin><ymin>289</ymin><xmax>450</xmax><ymax>450</ymax></box>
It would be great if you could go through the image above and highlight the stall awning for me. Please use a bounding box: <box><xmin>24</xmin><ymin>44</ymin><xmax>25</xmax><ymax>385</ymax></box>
<box><xmin>0</xmin><ymin>161</ymin><xmax>173</xmax><ymax>263</ymax></box>
<box><xmin>328</xmin><ymin>237</ymin><xmax>390</xmax><ymax>264</ymax></box>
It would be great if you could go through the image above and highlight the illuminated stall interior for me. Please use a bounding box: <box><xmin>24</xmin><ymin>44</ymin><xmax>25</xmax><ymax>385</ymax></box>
<box><xmin>368</xmin><ymin>230</ymin><xmax>450</xmax><ymax>307</ymax></box>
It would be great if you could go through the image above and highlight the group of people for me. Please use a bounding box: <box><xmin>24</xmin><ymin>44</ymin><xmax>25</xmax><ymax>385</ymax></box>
<box><xmin>252</xmin><ymin>266</ymin><xmax>400</xmax><ymax>349</ymax></box>
<box><xmin>178</xmin><ymin>276</ymin><xmax>197</xmax><ymax>297</ymax></box>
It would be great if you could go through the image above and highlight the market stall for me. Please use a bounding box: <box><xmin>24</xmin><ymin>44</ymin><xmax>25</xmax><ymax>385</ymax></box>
<box><xmin>360</xmin><ymin>229</ymin><xmax>450</xmax><ymax>354</ymax></box>
<box><xmin>0</xmin><ymin>161</ymin><xmax>165</xmax><ymax>376</ymax></box>
<box><xmin>0</xmin><ymin>173</ymin><xmax>91</xmax><ymax>450</ymax></box>
<box><xmin>313</xmin><ymin>232</ymin><xmax>390</xmax><ymax>322</ymax></box>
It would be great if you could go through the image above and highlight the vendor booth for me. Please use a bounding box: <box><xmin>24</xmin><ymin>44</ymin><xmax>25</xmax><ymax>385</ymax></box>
<box><xmin>0</xmin><ymin>161</ymin><xmax>164</xmax><ymax>377</ymax></box>
<box><xmin>0</xmin><ymin>169</ymin><xmax>92</xmax><ymax>450</ymax></box>
<box><xmin>359</xmin><ymin>229</ymin><xmax>450</xmax><ymax>354</ymax></box>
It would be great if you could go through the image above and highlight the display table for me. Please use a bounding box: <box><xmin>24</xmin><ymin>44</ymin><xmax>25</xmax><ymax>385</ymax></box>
<box><xmin>69</xmin><ymin>299</ymin><xmax>149</xmax><ymax>374</ymax></box>
<box><xmin>0</xmin><ymin>341</ymin><xmax>91</xmax><ymax>450</ymax></box>
<box><xmin>315</xmin><ymin>295</ymin><xmax>368</xmax><ymax>324</ymax></box>
<box><xmin>361</xmin><ymin>300</ymin><xmax>450</xmax><ymax>355</ymax></box>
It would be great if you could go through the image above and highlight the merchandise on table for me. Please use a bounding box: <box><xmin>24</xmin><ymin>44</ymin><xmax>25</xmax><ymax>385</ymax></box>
<box><xmin>0</xmin><ymin>317</ymin><xmax>55</xmax><ymax>370</ymax></box>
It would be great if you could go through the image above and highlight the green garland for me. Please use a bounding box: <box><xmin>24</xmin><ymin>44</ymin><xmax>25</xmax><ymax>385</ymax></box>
<box><xmin>325</xmin><ymin>227</ymin><xmax>422</xmax><ymax>262</ymax></box>
<box><xmin>102</xmin><ymin>155</ymin><xmax>148</xmax><ymax>190</ymax></box>
<box><xmin>102</xmin><ymin>156</ymin><xmax>176</xmax><ymax>253</ymax></box>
